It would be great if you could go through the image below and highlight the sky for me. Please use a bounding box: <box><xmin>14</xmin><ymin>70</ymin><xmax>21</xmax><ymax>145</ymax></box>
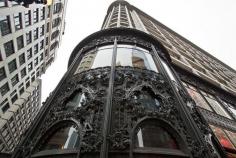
<box><xmin>41</xmin><ymin>0</ymin><xmax>236</xmax><ymax>102</ymax></box>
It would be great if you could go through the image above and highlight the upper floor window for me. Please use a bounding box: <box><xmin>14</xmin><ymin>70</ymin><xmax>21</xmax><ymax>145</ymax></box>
<box><xmin>52</xmin><ymin>17</ymin><xmax>61</xmax><ymax>28</ymax></box>
<box><xmin>200</xmin><ymin>90</ymin><xmax>232</xmax><ymax>119</ymax></box>
<box><xmin>183</xmin><ymin>82</ymin><xmax>213</xmax><ymax>111</ymax></box>
<box><xmin>221</xmin><ymin>100</ymin><xmax>236</xmax><ymax>119</ymax></box>
<box><xmin>33</xmin><ymin>8</ymin><xmax>39</xmax><ymax>23</ymax></box>
<box><xmin>4</xmin><ymin>40</ymin><xmax>15</xmax><ymax>57</ymax></box>
<box><xmin>0</xmin><ymin>15</ymin><xmax>11</xmax><ymax>36</ymax></box>
<box><xmin>25</xmin><ymin>10</ymin><xmax>31</xmax><ymax>27</ymax></box>
<box><xmin>50</xmin><ymin>41</ymin><xmax>58</xmax><ymax>51</ymax></box>
<box><xmin>19</xmin><ymin>53</ymin><xmax>25</xmax><ymax>65</ymax></box>
<box><xmin>8</xmin><ymin>59</ymin><xmax>17</xmax><ymax>73</ymax></box>
<box><xmin>0</xmin><ymin>67</ymin><xmax>6</xmax><ymax>82</ymax></box>
<box><xmin>16</xmin><ymin>35</ymin><xmax>24</xmax><ymax>50</ymax></box>
<box><xmin>116</xmin><ymin>45</ymin><xmax>158</xmax><ymax>72</ymax></box>
<box><xmin>0</xmin><ymin>82</ymin><xmax>10</xmax><ymax>96</ymax></box>
<box><xmin>0</xmin><ymin>0</ymin><xmax>7</xmax><ymax>8</ymax></box>
<box><xmin>40</xmin><ymin>7</ymin><xmax>45</xmax><ymax>20</ymax></box>
<box><xmin>53</xmin><ymin>3</ymin><xmax>62</xmax><ymax>14</ymax></box>
<box><xmin>14</xmin><ymin>13</ymin><xmax>22</xmax><ymax>31</ymax></box>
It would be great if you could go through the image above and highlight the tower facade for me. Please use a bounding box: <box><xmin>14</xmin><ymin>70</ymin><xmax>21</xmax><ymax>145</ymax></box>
<box><xmin>10</xmin><ymin>1</ymin><xmax>236</xmax><ymax>158</ymax></box>
<box><xmin>0</xmin><ymin>0</ymin><xmax>67</xmax><ymax>153</ymax></box>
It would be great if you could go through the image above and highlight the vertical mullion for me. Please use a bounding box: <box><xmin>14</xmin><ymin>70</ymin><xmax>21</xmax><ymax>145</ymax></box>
<box><xmin>100</xmin><ymin>38</ymin><xmax>117</xmax><ymax>158</ymax></box>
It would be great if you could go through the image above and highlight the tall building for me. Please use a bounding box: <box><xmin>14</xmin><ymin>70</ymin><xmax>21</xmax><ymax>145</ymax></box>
<box><xmin>8</xmin><ymin>1</ymin><xmax>236</xmax><ymax>158</ymax></box>
<box><xmin>0</xmin><ymin>0</ymin><xmax>67</xmax><ymax>153</ymax></box>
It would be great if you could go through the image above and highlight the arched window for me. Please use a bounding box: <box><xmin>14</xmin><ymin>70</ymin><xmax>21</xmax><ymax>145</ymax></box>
<box><xmin>39</xmin><ymin>124</ymin><xmax>80</xmax><ymax>151</ymax></box>
<box><xmin>132</xmin><ymin>119</ymin><xmax>189</xmax><ymax>158</ymax></box>
<box><xmin>51</xmin><ymin>30</ymin><xmax>59</xmax><ymax>40</ymax></box>
<box><xmin>65</xmin><ymin>91</ymin><xmax>87</xmax><ymax>110</ymax></box>
<box><xmin>131</xmin><ymin>87</ymin><xmax>161</xmax><ymax>110</ymax></box>
<box><xmin>52</xmin><ymin>17</ymin><xmax>61</xmax><ymax>28</ymax></box>
<box><xmin>50</xmin><ymin>41</ymin><xmax>58</xmax><ymax>51</ymax></box>
<box><xmin>135</xmin><ymin>122</ymin><xmax>178</xmax><ymax>149</ymax></box>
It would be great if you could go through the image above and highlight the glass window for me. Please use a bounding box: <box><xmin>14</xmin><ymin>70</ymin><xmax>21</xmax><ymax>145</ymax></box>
<box><xmin>2</xmin><ymin>103</ymin><xmax>9</xmax><ymax>113</ymax></box>
<box><xmin>33</xmin><ymin>8</ymin><xmax>39</xmax><ymax>23</ymax></box>
<box><xmin>0</xmin><ymin>83</ymin><xmax>9</xmax><ymax>96</ymax></box>
<box><xmin>224</xmin><ymin>130</ymin><xmax>236</xmax><ymax>148</ymax></box>
<box><xmin>34</xmin><ymin>44</ymin><xmax>38</xmax><ymax>54</ymax></box>
<box><xmin>27</xmin><ymin>48</ymin><xmax>32</xmax><ymax>60</ymax></box>
<box><xmin>34</xmin><ymin>57</ymin><xmax>38</xmax><ymax>66</ymax></box>
<box><xmin>25</xmin><ymin>10</ymin><xmax>31</xmax><ymax>27</ymax></box>
<box><xmin>0</xmin><ymin>15</ymin><xmax>11</xmax><ymax>36</ymax></box>
<box><xmin>183</xmin><ymin>83</ymin><xmax>213</xmax><ymax>111</ymax></box>
<box><xmin>0</xmin><ymin>0</ymin><xmax>7</xmax><ymax>8</ymax></box>
<box><xmin>66</xmin><ymin>92</ymin><xmax>86</xmax><ymax>110</ymax></box>
<box><xmin>33</xmin><ymin>28</ymin><xmax>38</xmax><ymax>40</ymax></box>
<box><xmin>11</xmin><ymin>74</ymin><xmax>19</xmax><ymax>86</ymax></box>
<box><xmin>16</xmin><ymin>35</ymin><xmax>24</xmax><ymax>50</ymax></box>
<box><xmin>132</xmin><ymin>88</ymin><xmax>161</xmax><ymax>110</ymax></box>
<box><xmin>135</xmin><ymin>122</ymin><xmax>179</xmax><ymax>149</ymax></box>
<box><xmin>8</xmin><ymin>59</ymin><xmax>17</xmax><ymax>73</ymax></box>
<box><xmin>51</xmin><ymin>30</ymin><xmax>59</xmax><ymax>40</ymax></box>
<box><xmin>40</xmin><ymin>7</ymin><xmax>45</xmax><ymax>20</ymax></box>
<box><xmin>47</xmin><ymin>5</ymin><xmax>51</xmax><ymax>18</ymax></box>
<box><xmin>201</xmin><ymin>91</ymin><xmax>232</xmax><ymax>119</ymax></box>
<box><xmin>210</xmin><ymin>125</ymin><xmax>235</xmax><ymax>149</ymax></box>
<box><xmin>19</xmin><ymin>53</ymin><xmax>25</xmax><ymax>65</ymax></box>
<box><xmin>221</xmin><ymin>100</ymin><xmax>236</xmax><ymax>119</ymax></box>
<box><xmin>53</xmin><ymin>3</ymin><xmax>62</xmax><ymax>14</ymax></box>
<box><xmin>0</xmin><ymin>67</ymin><xmax>6</xmax><ymax>82</ymax></box>
<box><xmin>4</xmin><ymin>40</ymin><xmax>15</xmax><ymax>57</ymax></box>
<box><xmin>20</xmin><ymin>68</ymin><xmax>27</xmax><ymax>78</ymax></box>
<box><xmin>40</xmin><ymin>125</ymin><xmax>79</xmax><ymax>150</ymax></box>
<box><xmin>28</xmin><ymin>62</ymin><xmax>33</xmax><ymax>72</ymax></box>
<box><xmin>52</xmin><ymin>17</ymin><xmax>61</xmax><ymax>28</ymax></box>
<box><xmin>11</xmin><ymin>94</ymin><xmax>17</xmax><ymax>103</ymax></box>
<box><xmin>40</xmin><ymin>25</ymin><xmax>44</xmax><ymax>36</ymax></box>
<box><xmin>14</xmin><ymin>13</ymin><xmax>22</xmax><ymax>31</ymax></box>
<box><xmin>161</xmin><ymin>59</ymin><xmax>176</xmax><ymax>82</ymax></box>
<box><xmin>50</xmin><ymin>41</ymin><xmax>58</xmax><ymax>51</ymax></box>
<box><xmin>40</xmin><ymin>40</ymin><xmax>44</xmax><ymax>50</ymax></box>
<box><xmin>26</xmin><ymin>31</ymin><xmax>32</xmax><ymax>44</ymax></box>
<box><xmin>116</xmin><ymin>45</ymin><xmax>158</xmax><ymax>72</ymax></box>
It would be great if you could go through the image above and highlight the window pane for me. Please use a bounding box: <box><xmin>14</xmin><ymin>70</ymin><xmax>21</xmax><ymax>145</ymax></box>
<box><xmin>224</xmin><ymin>130</ymin><xmax>236</xmax><ymax>148</ymax></box>
<box><xmin>91</xmin><ymin>47</ymin><xmax>113</xmax><ymax>68</ymax></box>
<box><xmin>116</xmin><ymin>45</ymin><xmax>158</xmax><ymax>72</ymax></box>
<box><xmin>17</xmin><ymin>35</ymin><xmax>24</xmax><ymax>50</ymax></box>
<box><xmin>0</xmin><ymin>67</ymin><xmax>6</xmax><ymax>81</ymax></box>
<box><xmin>41</xmin><ymin>126</ymin><xmax>79</xmax><ymax>150</ymax></box>
<box><xmin>210</xmin><ymin>125</ymin><xmax>235</xmax><ymax>149</ymax></box>
<box><xmin>8</xmin><ymin>59</ymin><xmax>17</xmax><ymax>73</ymax></box>
<box><xmin>203</xmin><ymin>93</ymin><xmax>232</xmax><ymax>119</ymax></box>
<box><xmin>161</xmin><ymin>59</ymin><xmax>176</xmax><ymax>82</ymax></box>
<box><xmin>185</xmin><ymin>86</ymin><xmax>213</xmax><ymax>111</ymax></box>
<box><xmin>0</xmin><ymin>15</ymin><xmax>11</xmax><ymax>36</ymax></box>
<box><xmin>14</xmin><ymin>13</ymin><xmax>22</xmax><ymax>30</ymax></box>
<box><xmin>25</xmin><ymin>10</ymin><xmax>31</xmax><ymax>27</ymax></box>
<box><xmin>0</xmin><ymin>83</ymin><xmax>9</xmax><ymax>96</ymax></box>
<box><xmin>135</xmin><ymin>123</ymin><xmax>179</xmax><ymax>149</ymax></box>
<box><xmin>4</xmin><ymin>40</ymin><xmax>15</xmax><ymax>57</ymax></box>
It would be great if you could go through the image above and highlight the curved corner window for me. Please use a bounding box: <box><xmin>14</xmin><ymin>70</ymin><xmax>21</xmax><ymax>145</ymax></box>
<box><xmin>41</xmin><ymin>125</ymin><xmax>79</xmax><ymax>150</ymax></box>
<box><xmin>132</xmin><ymin>88</ymin><xmax>161</xmax><ymax>110</ymax></box>
<box><xmin>75</xmin><ymin>45</ymin><xmax>113</xmax><ymax>74</ymax></box>
<box><xmin>135</xmin><ymin>122</ymin><xmax>179</xmax><ymax>149</ymax></box>
<box><xmin>160</xmin><ymin>58</ymin><xmax>176</xmax><ymax>82</ymax></box>
<box><xmin>66</xmin><ymin>92</ymin><xmax>86</xmax><ymax>110</ymax></box>
<box><xmin>116</xmin><ymin>45</ymin><xmax>158</xmax><ymax>72</ymax></box>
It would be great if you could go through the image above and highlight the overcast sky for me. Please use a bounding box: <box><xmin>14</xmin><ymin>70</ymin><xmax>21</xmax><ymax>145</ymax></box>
<box><xmin>41</xmin><ymin>0</ymin><xmax>236</xmax><ymax>102</ymax></box>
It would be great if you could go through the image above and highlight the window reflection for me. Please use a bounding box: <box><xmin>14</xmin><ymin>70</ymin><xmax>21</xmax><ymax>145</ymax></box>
<box><xmin>221</xmin><ymin>100</ymin><xmax>236</xmax><ymax>118</ymax></box>
<box><xmin>224</xmin><ymin>130</ymin><xmax>236</xmax><ymax>148</ymax></box>
<box><xmin>200</xmin><ymin>91</ymin><xmax>232</xmax><ymax>119</ymax></box>
<box><xmin>135</xmin><ymin>122</ymin><xmax>179</xmax><ymax>149</ymax></box>
<box><xmin>183</xmin><ymin>83</ymin><xmax>213</xmax><ymax>111</ymax></box>
<box><xmin>75</xmin><ymin>46</ymin><xmax>113</xmax><ymax>74</ymax></box>
<box><xmin>41</xmin><ymin>126</ymin><xmax>79</xmax><ymax>150</ymax></box>
<box><xmin>160</xmin><ymin>59</ymin><xmax>176</xmax><ymax>82</ymax></box>
<box><xmin>210</xmin><ymin>125</ymin><xmax>235</xmax><ymax>149</ymax></box>
<box><xmin>132</xmin><ymin>88</ymin><xmax>161</xmax><ymax>110</ymax></box>
<box><xmin>66</xmin><ymin>92</ymin><xmax>86</xmax><ymax>110</ymax></box>
<box><xmin>116</xmin><ymin>45</ymin><xmax>158</xmax><ymax>72</ymax></box>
